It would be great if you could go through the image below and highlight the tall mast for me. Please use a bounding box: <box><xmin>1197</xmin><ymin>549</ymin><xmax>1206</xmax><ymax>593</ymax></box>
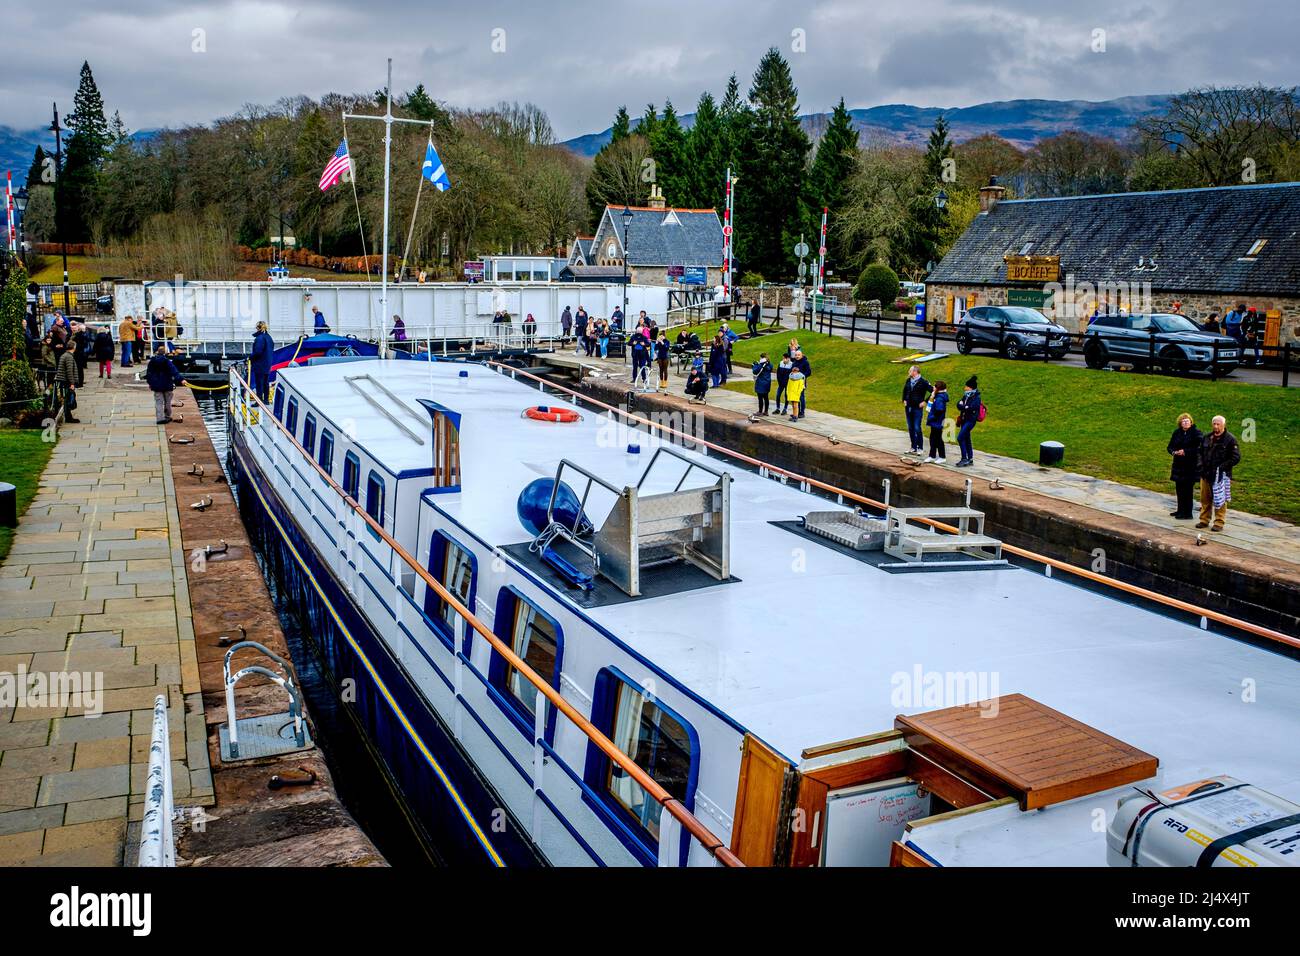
<box><xmin>345</xmin><ymin>59</ymin><xmax>431</xmax><ymax>358</ymax></box>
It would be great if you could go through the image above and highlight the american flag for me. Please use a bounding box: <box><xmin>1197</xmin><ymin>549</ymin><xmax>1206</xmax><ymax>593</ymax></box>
<box><xmin>319</xmin><ymin>139</ymin><xmax>351</xmax><ymax>192</ymax></box>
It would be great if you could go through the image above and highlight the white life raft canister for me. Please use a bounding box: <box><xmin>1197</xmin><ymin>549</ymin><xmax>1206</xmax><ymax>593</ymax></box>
<box><xmin>1107</xmin><ymin>775</ymin><xmax>1300</xmax><ymax>867</ymax></box>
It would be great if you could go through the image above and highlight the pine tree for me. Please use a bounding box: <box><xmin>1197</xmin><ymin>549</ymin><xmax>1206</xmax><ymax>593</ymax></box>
<box><xmin>67</xmin><ymin>61</ymin><xmax>110</xmax><ymax>161</ymax></box>
<box><xmin>651</xmin><ymin>99</ymin><xmax>689</xmax><ymax>206</ymax></box>
<box><xmin>26</xmin><ymin>146</ymin><xmax>47</xmax><ymax>190</ymax></box>
<box><xmin>403</xmin><ymin>84</ymin><xmax>451</xmax><ymax>130</ymax></box>
<box><xmin>718</xmin><ymin>74</ymin><xmax>747</xmax><ymax>173</ymax></box>
<box><xmin>639</xmin><ymin>104</ymin><xmax>660</xmax><ymax>145</ymax></box>
<box><xmin>735</xmin><ymin>48</ymin><xmax>810</xmax><ymax>278</ymax></box>
<box><xmin>906</xmin><ymin>114</ymin><xmax>952</xmax><ymax>271</ymax></box>
<box><xmin>805</xmin><ymin>98</ymin><xmax>859</xmax><ymax>265</ymax></box>
<box><xmin>609</xmin><ymin>106</ymin><xmax>631</xmax><ymax>143</ymax></box>
<box><xmin>686</xmin><ymin>92</ymin><xmax>726</xmax><ymax>208</ymax></box>
<box><xmin>109</xmin><ymin>110</ymin><xmax>130</xmax><ymax>146</ymax></box>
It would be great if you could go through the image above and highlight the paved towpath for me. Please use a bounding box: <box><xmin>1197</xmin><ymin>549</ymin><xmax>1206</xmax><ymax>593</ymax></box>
<box><xmin>549</xmin><ymin>349</ymin><xmax>1300</xmax><ymax>567</ymax></box>
<box><xmin>0</xmin><ymin>372</ymin><xmax>209</xmax><ymax>865</ymax></box>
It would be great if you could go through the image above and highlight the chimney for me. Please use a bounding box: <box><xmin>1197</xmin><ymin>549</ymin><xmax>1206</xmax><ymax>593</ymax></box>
<box><xmin>978</xmin><ymin>176</ymin><xmax>1006</xmax><ymax>215</ymax></box>
<box><xmin>647</xmin><ymin>185</ymin><xmax>666</xmax><ymax>210</ymax></box>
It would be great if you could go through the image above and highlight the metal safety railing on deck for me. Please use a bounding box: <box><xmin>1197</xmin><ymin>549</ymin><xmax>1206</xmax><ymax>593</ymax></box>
<box><xmin>490</xmin><ymin>361</ymin><xmax>1299</xmax><ymax>653</ymax></box>
<box><xmin>137</xmin><ymin>694</ymin><xmax>176</xmax><ymax>867</ymax></box>
<box><xmin>229</xmin><ymin>367</ymin><xmax>743</xmax><ymax>867</ymax></box>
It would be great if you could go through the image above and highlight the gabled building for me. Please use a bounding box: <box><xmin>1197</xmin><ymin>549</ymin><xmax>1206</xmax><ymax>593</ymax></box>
<box><xmin>926</xmin><ymin>180</ymin><xmax>1300</xmax><ymax>344</ymax></box>
<box><xmin>562</xmin><ymin>189</ymin><xmax>724</xmax><ymax>287</ymax></box>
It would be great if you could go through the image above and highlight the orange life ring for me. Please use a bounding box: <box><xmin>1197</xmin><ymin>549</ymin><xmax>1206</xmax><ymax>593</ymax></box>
<box><xmin>524</xmin><ymin>405</ymin><xmax>581</xmax><ymax>423</ymax></box>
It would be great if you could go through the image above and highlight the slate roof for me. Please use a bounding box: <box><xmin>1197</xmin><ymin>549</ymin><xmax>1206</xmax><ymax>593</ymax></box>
<box><xmin>929</xmin><ymin>182</ymin><xmax>1300</xmax><ymax>296</ymax></box>
<box><xmin>591</xmin><ymin>205</ymin><xmax>724</xmax><ymax>267</ymax></box>
<box><xmin>569</xmin><ymin>236</ymin><xmax>594</xmax><ymax>266</ymax></box>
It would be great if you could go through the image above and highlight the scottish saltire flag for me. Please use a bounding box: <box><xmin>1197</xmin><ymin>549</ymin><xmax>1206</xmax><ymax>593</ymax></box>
<box><xmin>422</xmin><ymin>139</ymin><xmax>451</xmax><ymax>192</ymax></box>
<box><xmin>319</xmin><ymin>139</ymin><xmax>351</xmax><ymax>191</ymax></box>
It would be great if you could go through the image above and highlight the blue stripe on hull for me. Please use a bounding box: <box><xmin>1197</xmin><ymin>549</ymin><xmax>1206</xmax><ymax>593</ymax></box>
<box><xmin>229</xmin><ymin>423</ymin><xmax>546</xmax><ymax>868</ymax></box>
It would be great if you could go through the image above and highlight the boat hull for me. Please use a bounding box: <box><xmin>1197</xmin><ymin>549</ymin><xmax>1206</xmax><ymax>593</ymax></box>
<box><xmin>228</xmin><ymin>417</ymin><xmax>546</xmax><ymax>868</ymax></box>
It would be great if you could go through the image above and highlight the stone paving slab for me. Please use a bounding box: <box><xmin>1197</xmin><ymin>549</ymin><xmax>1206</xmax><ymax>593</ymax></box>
<box><xmin>563</xmin><ymin>352</ymin><xmax>1300</xmax><ymax>565</ymax></box>
<box><xmin>0</xmin><ymin>376</ymin><xmax>212</xmax><ymax>866</ymax></box>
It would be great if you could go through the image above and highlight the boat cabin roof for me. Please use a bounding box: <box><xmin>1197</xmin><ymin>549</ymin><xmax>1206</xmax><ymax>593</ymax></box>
<box><xmin>277</xmin><ymin>360</ymin><xmax>1300</xmax><ymax>820</ymax></box>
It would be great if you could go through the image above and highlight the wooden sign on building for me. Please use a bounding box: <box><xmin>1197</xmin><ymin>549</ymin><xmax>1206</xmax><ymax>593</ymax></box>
<box><xmin>1003</xmin><ymin>254</ymin><xmax>1061</xmax><ymax>283</ymax></box>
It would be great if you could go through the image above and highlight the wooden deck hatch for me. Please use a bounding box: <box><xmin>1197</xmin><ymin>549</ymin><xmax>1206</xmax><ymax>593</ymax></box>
<box><xmin>894</xmin><ymin>694</ymin><xmax>1158</xmax><ymax>810</ymax></box>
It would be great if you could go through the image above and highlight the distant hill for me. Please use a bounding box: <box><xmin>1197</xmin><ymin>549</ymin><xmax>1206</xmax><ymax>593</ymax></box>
<box><xmin>0</xmin><ymin>126</ymin><xmax>158</xmax><ymax>188</ymax></box>
<box><xmin>559</xmin><ymin>94</ymin><xmax>1172</xmax><ymax>156</ymax></box>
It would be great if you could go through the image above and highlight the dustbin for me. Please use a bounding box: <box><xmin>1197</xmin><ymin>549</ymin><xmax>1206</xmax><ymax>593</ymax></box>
<box><xmin>1039</xmin><ymin>441</ymin><xmax>1064</xmax><ymax>466</ymax></box>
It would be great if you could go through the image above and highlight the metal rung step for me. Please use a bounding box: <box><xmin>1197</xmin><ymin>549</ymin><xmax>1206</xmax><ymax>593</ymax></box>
<box><xmin>541</xmin><ymin>545</ymin><xmax>594</xmax><ymax>590</ymax></box>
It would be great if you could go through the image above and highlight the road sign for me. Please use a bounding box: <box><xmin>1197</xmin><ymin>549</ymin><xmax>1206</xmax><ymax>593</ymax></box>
<box><xmin>798</xmin><ymin>262</ymin><xmax>808</xmax><ymax>278</ymax></box>
<box><xmin>819</xmin><ymin>246</ymin><xmax>827</xmax><ymax>256</ymax></box>
<box><xmin>794</xmin><ymin>241</ymin><xmax>809</xmax><ymax>258</ymax></box>
<box><xmin>723</xmin><ymin>224</ymin><xmax>733</xmax><ymax>237</ymax></box>
<box><xmin>683</xmin><ymin>266</ymin><xmax>708</xmax><ymax>285</ymax></box>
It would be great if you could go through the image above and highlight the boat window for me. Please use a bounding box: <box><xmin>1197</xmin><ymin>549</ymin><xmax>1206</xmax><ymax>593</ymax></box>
<box><xmin>424</xmin><ymin>532</ymin><xmax>475</xmax><ymax>645</ymax></box>
<box><xmin>343</xmin><ymin>452</ymin><xmax>360</xmax><ymax>500</ymax></box>
<box><xmin>273</xmin><ymin>388</ymin><xmax>284</xmax><ymax>420</ymax></box>
<box><xmin>286</xmin><ymin>397</ymin><xmax>299</xmax><ymax>436</ymax></box>
<box><xmin>365</xmin><ymin>470</ymin><xmax>385</xmax><ymax>537</ymax></box>
<box><xmin>590</xmin><ymin>670</ymin><xmax>695</xmax><ymax>846</ymax></box>
<box><xmin>318</xmin><ymin>430</ymin><xmax>334</xmax><ymax>476</ymax></box>
<box><xmin>489</xmin><ymin>590</ymin><xmax>561</xmax><ymax>733</ymax></box>
<box><xmin>302</xmin><ymin>414</ymin><xmax>316</xmax><ymax>457</ymax></box>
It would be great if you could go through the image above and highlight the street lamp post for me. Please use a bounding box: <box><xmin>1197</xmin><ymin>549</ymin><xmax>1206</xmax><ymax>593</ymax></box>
<box><xmin>621</xmin><ymin>205</ymin><xmax>633</xmax><ymax>325</ymax></box>
<box><xmin>50</xmin><ymin>104</ymin><xmax>70</xmax><ymax>317</ymax></box>
<box><xmin>13</xmin><ymin>188</ymin><xmax>27</xmax><ymax>268</ymax></box>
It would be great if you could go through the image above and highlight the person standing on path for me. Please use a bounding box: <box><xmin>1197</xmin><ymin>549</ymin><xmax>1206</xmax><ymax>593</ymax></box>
<box><xmin>955</xmin><ymin>375</ymin><xmax>982</xmax><ymax>467</ymax></box>
<box><xmin>785</xmin><ymin>368</ymin><xmax>806</xmax><ymax>423</ymax></box>
<box><xmin>902</xmin><ymin>364</ymin><xmax>932</xmax><ymax>454</ymax></box>
<box><xmin>93</xmin><ymin>327</ymin><xmax>115</xmax><ymax>379</ymax></box>
<box><xmin>311</xmin><ymin>306</ymin><xmax>330</xmax><ymax>334</ymax></box>
<box><xmin>654</xmin><ymin>333</ymin><xmax>671</xmax><ymax>392</ymax></box>
<box><xmin>118</xmin><ymin>314</ymin><xmax>138</xmax><ymax>367</ymax></box>
<box><xmin>1197</xmin><ymin>415</ymin><xmax>1241</xmax><ymax>532</ymax></box>
<box><xmin>560</xmin><ymin>306</ymin><xmax>572</xmax><ymax>344</ymax></box>
<box><xmin>146</xmin><ymin>345</ymin><xmax>186</xmax><ymax>424</ymax></box>
<box><xmin>1166</xmin><ymin>412</ymin><xmax>1201</xmax><ymax>520</ymax></box>
<box><xmin>751</xmin><ymin>352</ymin><xmax>773</xmax><ymax>415</ymax></box>
<box><xmin>790</xmin><ymin>348</ymin><xmax>811</xmax><ymax>418</ymax></box>
<box><xmin>774</xmin><ymin>355</ymin><xmax>792</xmax><ymax>415</ymax></box>
<box><xmin>924</xmin><ymin>381</ymin><xmax>949</xmax><ymax>463</ymax></box>
<box><xmin>54</xmin><ymin>343</ymin><xmax>80</xmax><ymax>423</ymax></box>
<box><xmin>708</xmin><ymin>334</ymin><xmax>728</xmax><ymax>388</ymax></box>
<box><xmin>71</xmin><ymin>321</ymin><xmax>89</xmax><ymax>387</ymax></box>
<box><xmin>250</xmin><ymin>321</ymin><xmax>275</xmax><ymax>404</ymax></box>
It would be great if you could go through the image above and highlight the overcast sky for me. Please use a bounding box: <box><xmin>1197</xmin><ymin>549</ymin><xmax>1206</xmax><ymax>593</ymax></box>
<box><xmin>5</xmin><ymin>0</ymin><xmax>1297</xmax><ymax>140</ymax></box>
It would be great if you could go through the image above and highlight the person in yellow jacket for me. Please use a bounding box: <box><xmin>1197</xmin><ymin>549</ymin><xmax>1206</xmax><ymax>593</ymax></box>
<box><xmin>785</xmin><ymin>369</ymin><xmax>806</xmax><ymax>422</ymax></box>
<box><xmin>118</xmin><ymin>315</ymin><xmax>138</xmax><ymax>366</ymax></box>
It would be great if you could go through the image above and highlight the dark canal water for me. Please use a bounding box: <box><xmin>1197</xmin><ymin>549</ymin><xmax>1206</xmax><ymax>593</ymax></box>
<box><xmin>193</xmin><ymin>392</ymin><xmax>435</xmax><ymax>866</ymax></box>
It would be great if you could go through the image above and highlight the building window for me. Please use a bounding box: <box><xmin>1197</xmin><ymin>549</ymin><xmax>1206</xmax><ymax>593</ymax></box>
<box><xmin>423</xmin><ymin>532</ymin><xmax>475</xmax><ymax>645</ymax></box>
<box><xmin>364</xmin><ymin>470</ymin><xmax>385</xmax><ymax>538</ymax></box>
<box><xmin>302</xmin><ymin>414</ymin><xmax>316</xmax><ymax>457</ymax></box>
<box><xmin>286</xmin><ymin>397</ymin><xmax>299</xmax><ymax>437</ymax></box>
<box><xmin>488</xmin><ymin>588</ymin><xmax>562</xmax><ymax>737</ymax></box>
<box><xmin>585</xmin><ymin>669</ymin><xmax>697</xmax><ymax>853</ymax></box>
<box><xmin>1244</xmin><ymin>238</ymin><xmax>1268</xmax><ymax>258</ymax></box>
<box><xmin>318</xmin><ymin>430</ymin><xmax>334</xmax><ymax>476</ymax></box>
<box><xmin>273</xmin><ymin>388</ymin><xmax>284</xmax><ymax>420</ymax></box>
<box><xmin>342</xmin><ymin>452</ymin><xmax>360</xmax><ymax>500</ymax></box>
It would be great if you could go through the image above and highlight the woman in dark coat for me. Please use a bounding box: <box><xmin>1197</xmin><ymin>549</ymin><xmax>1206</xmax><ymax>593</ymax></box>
<box><xmin>707</xmin><ymin>334</ymin><xmax>728</xmax><ymax>388</ymax></box>
<box><xmin>93</xmin><ymin>328</ymin><xmax>115</xmax><ymax>379</ymax></box>
<box><xmin>1167</xmin><ymin>412</ymin><xmax>1202</xmax><ymax>520</ymax></box>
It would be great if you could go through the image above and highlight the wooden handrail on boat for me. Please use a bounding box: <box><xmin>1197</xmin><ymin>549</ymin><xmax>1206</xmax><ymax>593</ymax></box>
<box><xmin>490</xmin><ymin>361</ymin><xmax>1300</xmax><ymax>653</ymax></box>
<box><xmin>228</xmin><ymin>369</ymin><xmax>743</xmax><ymax>867</ymax></box>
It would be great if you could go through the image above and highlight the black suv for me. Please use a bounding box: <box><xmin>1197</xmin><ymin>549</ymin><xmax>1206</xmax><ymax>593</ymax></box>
<box><xmin>1082</xmin><ymin>313</ymin><xmax>1240</xmax><ymax>375</ymax></box>
<box><xmin>955</xmin><ymin>306</ymin><xmax>1070</xmax><ymax>359</ymax></box>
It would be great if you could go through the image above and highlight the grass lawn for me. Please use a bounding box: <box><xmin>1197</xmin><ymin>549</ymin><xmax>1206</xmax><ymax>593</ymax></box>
<box><xmin>689</xmin><ymin>323</ymin><xmax>1300</xmax><ymax>524</ymax></box>
<box><xmin>0</xmin><ymin>429</ymin><xmax>55</xmax><ymax>563</ymax></box>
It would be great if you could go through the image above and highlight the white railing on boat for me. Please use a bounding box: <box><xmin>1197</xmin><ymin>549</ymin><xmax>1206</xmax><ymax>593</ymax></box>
<box><xmin>228</xmin><ymin>367</ymin><xmax>743</xmax><ymax>867</ymax></box>
<box><xmin>137</xmin><ymin>693</ymin><xmax>176</xmax><ymax>867</ymax></box>
<box><xmin>489</xmin><ymin>362</ymin><xmax>1300</xmax><ymax>653</ymax></box>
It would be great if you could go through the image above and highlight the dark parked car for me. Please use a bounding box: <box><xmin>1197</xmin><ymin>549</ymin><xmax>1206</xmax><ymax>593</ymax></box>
<box><xmin>1082</xmin><ymin>313</ymin><xmax>1240</xmax><ymax>375</ymax></box>
<box><xmin>955</xmin><ymin>306</ymin><xmax>1070</xmax><ymax>359</ymax></box>
<box><xmin>95</xmin><ymin>293</ymin><xmax>114</xmax><ymax>314</ymax></box>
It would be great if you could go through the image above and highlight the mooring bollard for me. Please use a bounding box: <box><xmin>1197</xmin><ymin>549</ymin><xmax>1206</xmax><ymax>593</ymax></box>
<box><xmin>1040</xmin><ymin>441</ymin><xmax>1065</xmax><ymax>466</ymax></box>
<box><xmin>0</xmin><ymin>481</ymin><xmax>16</xmax><ymax>528</ymax></box>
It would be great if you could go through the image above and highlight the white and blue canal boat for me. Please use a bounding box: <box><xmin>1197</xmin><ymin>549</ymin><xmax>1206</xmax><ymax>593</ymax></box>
<box><xmin>226</xmin><ymin>349</ymin><xmax>1300</xmax><ymax>869</ymax></box>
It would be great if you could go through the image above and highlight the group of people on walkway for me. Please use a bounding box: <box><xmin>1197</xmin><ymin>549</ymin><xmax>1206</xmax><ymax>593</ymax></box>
<box><xmin>1166</xmin><ymin>413</ymin><xmax>1242</xmax><ymax>531</ymax></box>
<box><xmin>900</xmin><ymin>365</ymin><xmax>984</xmax><ymax>466</ymax></box>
